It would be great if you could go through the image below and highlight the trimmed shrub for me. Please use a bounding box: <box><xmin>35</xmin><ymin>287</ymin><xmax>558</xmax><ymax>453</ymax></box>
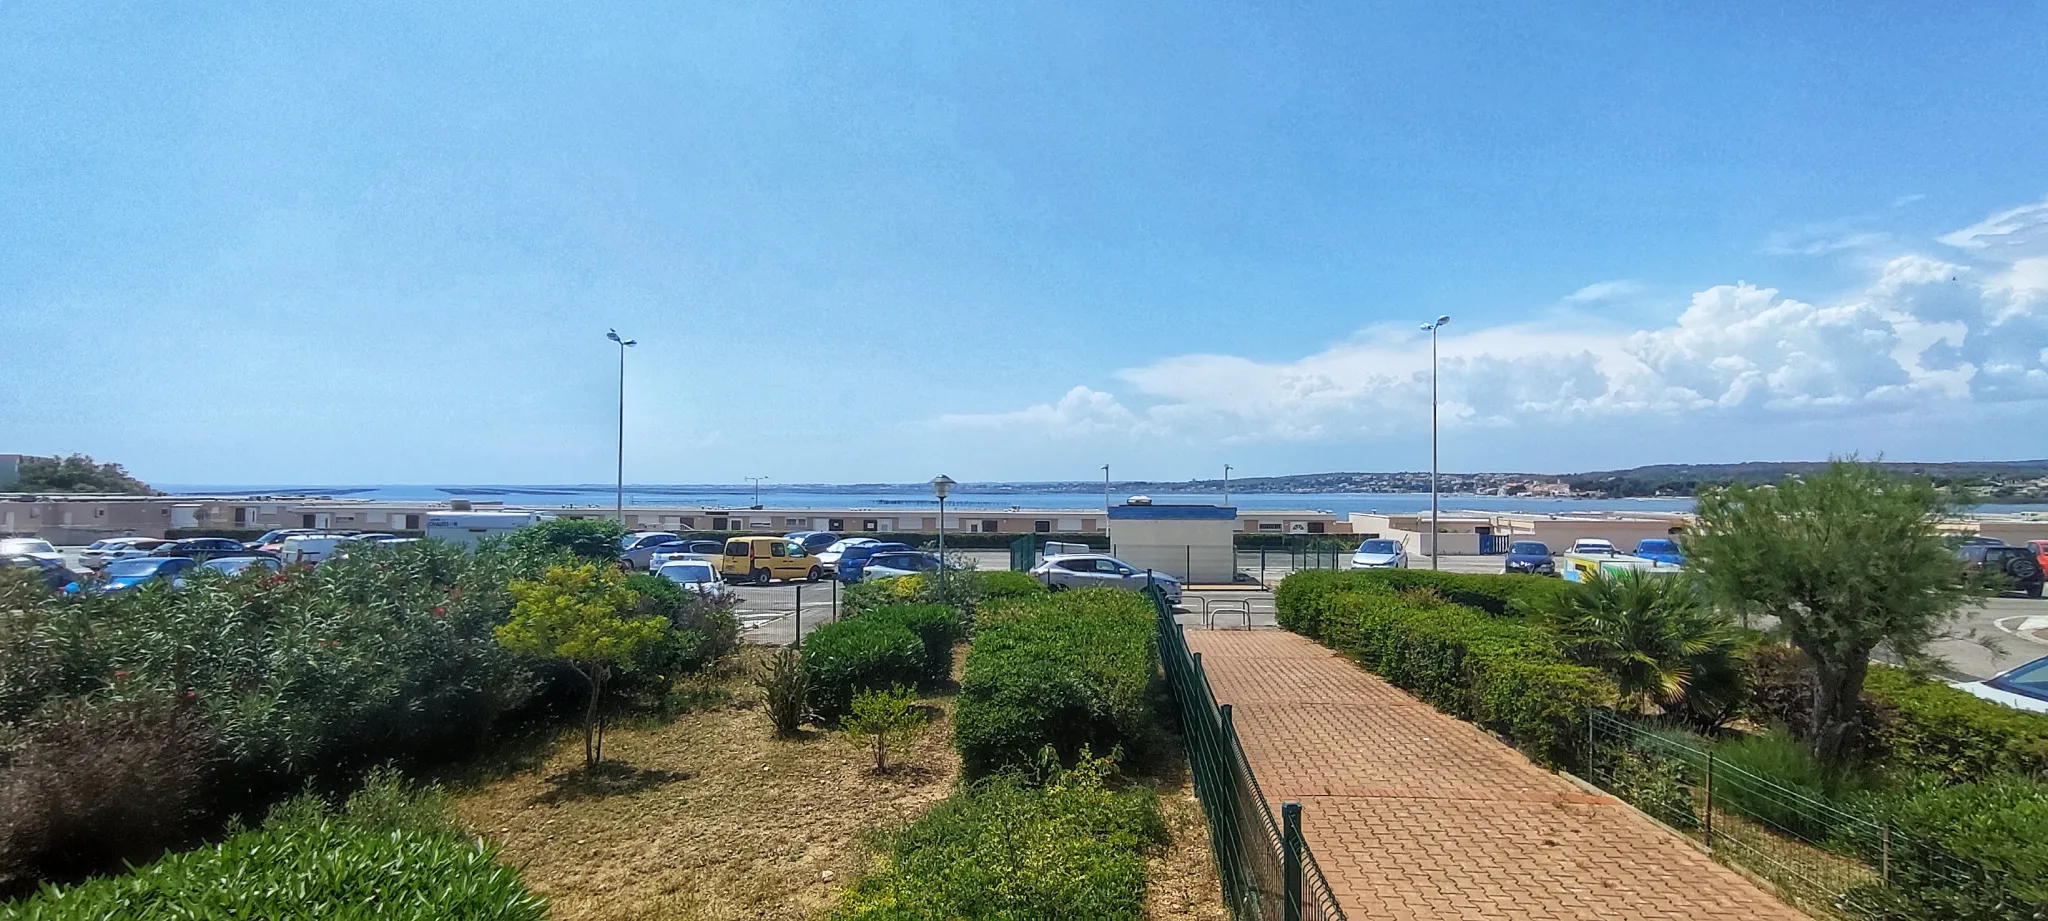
<box><xmin>954</xmin><ymin>589</ymin><xmax>1160</xmax><ymax>778</ymax></box>
<box><xmin>976</xmin><ymin>570</ymin><xmax>1047</xmax><ymax>602</ymax></box>
<box><xmin>1278</xmin><ymin>574</ymin><xmax>1612</xmax><ymax>765</ymax></box>
<box><xmin>832</xmin><ymin>753</ymin><xmax>1164</xmax><ymax>920</ymax></box>
<box><xmin>1273</xmin><ymin>568</ymin><xmax>1565</xmax><ymax>638</ymax></box>
<box><xmin>802</xmin><ymin>617</ymin><xmax>925</xmax><ymax>721</ymax></box>
<box><xmin>0</xmin><ymin>772</ymin><xmax>547</xmax><ymax>921</ymax></box>
<box><xmin>1849</xmin><ymin>775</ymin><xmax>2048</xmax><ymax>921</ymax></box>
<box><xmin>872</xmin><ymin>604</ymin><xmax>963</xmax><ymax>686</ymax></box>
<box><xmin>503</xmin><ymin>516</ymin><xmax>627</xmax><ymax>564</ymax></box>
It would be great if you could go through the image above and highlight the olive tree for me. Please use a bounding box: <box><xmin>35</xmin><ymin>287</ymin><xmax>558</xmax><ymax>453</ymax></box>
<box><xmin>1685</xmin><ymin>461</ymin><xmax>1976</xmax><ymax>765</ymax></box>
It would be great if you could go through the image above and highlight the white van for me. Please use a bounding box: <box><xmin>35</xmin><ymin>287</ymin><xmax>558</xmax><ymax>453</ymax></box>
<box><xmin>279</xmin><ymin>534</ymin><xmax>353</xmax><ymax>565</ymax></box>
<box><xmin>424</xmin><ymin>511</ymin><xmax>555</xmax><ymax>549</ymax></box>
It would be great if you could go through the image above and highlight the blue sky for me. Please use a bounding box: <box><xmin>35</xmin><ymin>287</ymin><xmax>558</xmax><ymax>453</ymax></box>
<box><xmin>4</xmin><ymin>3</ymin><xmax>2047</xmax><ymax>485</ymax></box>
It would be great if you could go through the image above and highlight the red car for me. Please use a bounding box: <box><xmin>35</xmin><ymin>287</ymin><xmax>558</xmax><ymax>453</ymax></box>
<box><xmin>2033</xmin><ymin>540</ymin><xmax>2048</xmax><ymax>575</ymax></box>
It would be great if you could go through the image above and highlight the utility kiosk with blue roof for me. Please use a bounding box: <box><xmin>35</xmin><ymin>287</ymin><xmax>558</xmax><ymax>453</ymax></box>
<box><xmin>1106</xmin><ymin>499</ymin><xmax>1238</xmax><ymax>584</ymax></box>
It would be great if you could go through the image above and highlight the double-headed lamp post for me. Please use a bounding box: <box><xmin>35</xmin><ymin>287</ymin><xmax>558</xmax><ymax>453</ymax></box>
<box><xmin>606</xmin><ymin>329</ymin><xmax>637</xmax><ymax>524</ymax></box>
<box><xmin>931</xmin><ymin>475</ymin><xmax>956</xmax><ymax>590</ymax></box>
<box><xmin>1223</xmin><ymin>464</ymin><xmax>1233</xmax><ymax>507</ymax></box>
<box><xmin>1420</xmin><ymin>314</ymin><xmax>1450</xmax><ymax>569</ymax></box>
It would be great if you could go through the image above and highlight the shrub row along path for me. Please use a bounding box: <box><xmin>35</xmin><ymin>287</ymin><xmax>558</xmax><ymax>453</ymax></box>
<box><xmin>1185</xmin><ymin>630</ymin><xmax>1808</xmax><ymax>921</ymax></box>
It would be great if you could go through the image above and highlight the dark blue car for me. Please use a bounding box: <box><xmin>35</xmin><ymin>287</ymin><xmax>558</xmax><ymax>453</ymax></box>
<box><xmin>99</xmin><ymin>557</ymin><xmax>198</xmax><ymax>594</ymax></box>
<box><xmin>837</xmin><ymin>541</ymin><xmax>913</xmax><ymax>584</ymax></box>
<box><xmin>1502</xmin><ymin>541</ymin><xmax>1555</xmax><ymax>576</ymax></box>
<box><xmin>1634</xmin><ymin>539</ymin><xmax>1685</xmax><ymax>566</ymax></box>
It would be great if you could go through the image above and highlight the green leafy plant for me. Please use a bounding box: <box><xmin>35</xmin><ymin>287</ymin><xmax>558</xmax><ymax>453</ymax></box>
<box><xmin>831</xmin><ymin>751</ymin><xmax>1165</xmax><ymax>921</ymax></box>
<box><xmin>1709</xmin><ymin>727</ymin><xmax>1868</xmax><ymax>839</ymax></box>
<box><xmin>503</xmin><ymin>517</ymin><xmax>629</xmax><ymax>565</ymax></box>
<box><xmin>1686</xmin><ymin>460</ymin><xmax>1981</xmax><ymax>764</ymax></box>
<box><xmin>843</xmin><ymin>686</ymin><xmax>928</xmax><ymax>772</ymax></box>
<box><xmin>1606</xmin><ymin>748</ymin><xmax>1698</xmax><ymax>830</ymax></box>
<box><xmin>757</xmin><ymin>646</ymin><xmax>810</xmax><ymax>737</ymax></box>
<box><xmin>801</xmin><ymin>616</ymin><xmax>924</xmax><ymax>721</ymax></box>
<box><xmin>1848</xmin><ymin>775</ymin><xmax>2048</xmax><ymax>921</ymax></box>
<box><xmin>10</xmin><ymin>453</ymin><xmax>155</xmax><ymax>495</ymax></box>
<box><xmin>496</xmin><ymin>564</ymin><xmax>669</xmax><ymax>766</ymax></box>
<box><xmin>1536</xmin><ymin>572</ymin><xmax>1747</xmax><ymax>726</ymax></box>
<box><xmin>953</xmin><ymin>589</ymin><xmax>1160</xmax><ymax>778</ymax></box>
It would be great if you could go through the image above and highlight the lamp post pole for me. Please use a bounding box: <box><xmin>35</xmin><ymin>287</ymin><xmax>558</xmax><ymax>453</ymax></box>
<box><xmin>606</xmin><ymin>329</ymin><xmax>637</xmax><ymax>524</ymax></box>
<box><xmin>1102</xmin><ymin>464</ymin><xmax>1110</xmax><ymax>512</ymax></box>
<box><xmin>1420</xmin><ymin>315</ymin><xmax>1450</xmax><ymax>570</ymax></box>
<box><xmin>931</xmin><ymin>475</ymin><xmax>955</xmax><ymax>594</ymax></box>
<box><xmin>745</xmin><ymin>476</ymin><xmax>766</xmax><ymax>508</ymax></box>
<box><xmin>1223</xmin><ymin>464</ymin><xmax>1233</xmax><ymax>506</ymax></box>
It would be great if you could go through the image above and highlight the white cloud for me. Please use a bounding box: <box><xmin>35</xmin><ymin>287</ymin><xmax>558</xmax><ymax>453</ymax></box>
<box><xmin>942</xmin><ymin>196</ymin><xmax>2048</xmax><ymax>442</ymax></box>
<box><xmin>1564</xmin><ymin>279</ymin><xmax>1644</xmax><ymax>302</ymax></box>
<box><xmin>1762</xmin><ymin>229</ymin><xmax>1892</xmax><ymax>256</ymax></box>
<box><xmin>1892</xmin><ymin>193</ymin><xmax>1927</xmax><ymax>208</ymax></box>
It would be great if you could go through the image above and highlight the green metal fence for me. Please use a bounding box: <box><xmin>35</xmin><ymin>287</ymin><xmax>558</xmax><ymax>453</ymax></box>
<box><xmin>1151</xmin><ymin>586</ymin><xmax>1347</xmax><ymax>921</ymax></box>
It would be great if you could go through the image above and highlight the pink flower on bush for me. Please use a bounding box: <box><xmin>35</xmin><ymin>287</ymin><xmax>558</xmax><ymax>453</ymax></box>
<box><xmin>114</xmin><ymin>669</ymin><xmax>130</xmax><ymax>680</ymax></box>
<box><xmin>184</xmin><ymin>690</ymin><xmax>197</xmax><ymax>700</ymax></box>
<box><xmin>433</xmin><ymin>607</ymin><xmax>446</xmax><ymax>618</ymax></box>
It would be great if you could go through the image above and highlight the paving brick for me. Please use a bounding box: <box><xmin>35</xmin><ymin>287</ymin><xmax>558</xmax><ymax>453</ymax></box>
<box><xmin>1184</xmin><ymin>629</ymin><xmax>1808</xmax><ymax>921</ymax></box>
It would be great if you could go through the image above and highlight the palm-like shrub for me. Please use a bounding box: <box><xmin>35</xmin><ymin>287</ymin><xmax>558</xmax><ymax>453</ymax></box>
<box><xmin>1536</xmin><ymin>572</ymin><xmax>1746</xmax><ymax>724</ymax></box>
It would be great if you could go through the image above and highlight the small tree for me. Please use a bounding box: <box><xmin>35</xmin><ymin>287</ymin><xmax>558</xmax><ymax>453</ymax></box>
<box><xmin>1686</xmin><ymin>460</ymin><xmax>1977</xmax><ymax>765</ymax></box>
<box><xmin>504</xmin><ymin>518</ymin><xmax>629</xmax><ymax>566</ymax></box>
<box><xmin>496</xmin><ymin>564</ymin><xmax>667</xmax><ymax>766</ymax></box>
<box><xmin>13</xmin><ymin>454</ymin><xmax>156</xmax><ymax>495</ymax></box>
<box><xmin>841</xmin><ymin>686</ymin><xmax>927</xmax><ymax>772</ymax></box>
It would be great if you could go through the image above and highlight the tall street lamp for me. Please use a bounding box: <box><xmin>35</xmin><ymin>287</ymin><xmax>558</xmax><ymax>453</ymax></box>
<box><xmin>1420</xmin><ymin>314</ymin><xmax>1450</xmax><ymax>569</ymax></box>
<box><xmin>1222</xmin><ymin>464</ymin><xmax>1233</xmax><ymax>507</ymax></box>
<box><xmin>606</xmin><ymin>329</ymin><xmax>637</xmax><ymax>524</ymax></box>
<box><xmin>744</xmin><ymin>476</ymin><xmax>767</xmax><ymax>508</ymax></box>
<box><xmin>931</xmin><ymin>475</ymin><xmax>955</xmax><ymax>591</ymax></box>
<box><xmin>1101</xmin><ymin>464</ymin><xmax>1111</xmax><ymax>512</ymax></box>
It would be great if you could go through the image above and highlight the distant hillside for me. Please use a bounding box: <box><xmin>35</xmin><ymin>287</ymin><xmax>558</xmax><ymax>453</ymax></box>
<box><xmin>1562</xmin><ymin>460</ymin><xmax>2048</xmax><ymax>499</ymax></box>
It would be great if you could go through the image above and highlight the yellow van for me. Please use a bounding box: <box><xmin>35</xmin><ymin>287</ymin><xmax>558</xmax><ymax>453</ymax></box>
<box><xmin>720</xmin><ymin>536</ymin><xmax>824</xmax><ymax>585</ymax></box>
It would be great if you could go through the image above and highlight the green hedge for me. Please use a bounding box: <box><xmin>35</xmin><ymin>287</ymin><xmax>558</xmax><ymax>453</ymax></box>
<box><xmin>1276</xmin><ymin>572</ymin><xmax>1612</xmax><ymax>765</ymax></box>
<box><xmin>954</xmin><ymin>589</ymin><xmax>1160</xmax><ymax>778</ymax></box>
<box><xmin>1850</xmin><ymin>776</ymin><xmax>2048</xmax><ymax>921</ymax></box>
<box><xmin>872</xmin><ymin>604</ymin><xmax>963</xmax><ymax>686</ymax></box>
<box><xmin>801</xmin><ymin>616</ymin><xmax>925</xmax><ymax>721</ymax></box>
<box><xmin>1275</xmin><ymin>570</ymin><xmax>1565</xmax><ymax>634</ymax></box>
<box><xmin>831</xmin><ymin>756</ymin><xmax>1164</xmax><ymax>921</ymax></box>
<box><xmin>0</xmin><ymin>773</ymin><xmax>545</xmax><ymax>921</ymax></box>
<box><xmin>977</xmin><ymin>570</ymin><xmax>1048</xmax><ymax>602</ymax></box>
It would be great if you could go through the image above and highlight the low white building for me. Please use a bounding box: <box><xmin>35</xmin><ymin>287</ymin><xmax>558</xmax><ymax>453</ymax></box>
<box><xmin>1106</xmin><ymin>503</ymin><xmax>1238</xmax><ymax>583</ymax></box>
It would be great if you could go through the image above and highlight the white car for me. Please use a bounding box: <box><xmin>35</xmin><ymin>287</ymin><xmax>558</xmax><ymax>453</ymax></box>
<box><xmin>0</xmin><ymin>537</ymin><xmax>64</xmax><ymax>566</ymax></box>
<box><xmin>649</xmin><ymin>540</ymin><xmax>725</xmax><ymax>569</ymax></box>
<box><xmin>1349</xmin><ymin>538</ymin><xmax>1409</xmax><ymax>569</ymax></box>
<box><xmin>1951</xmin><ymin>654</ymin><xmax>2048</xmax><ymax>713</ymax></box>
<box><xmin>860</xmin><ymin>550</ymin><xmax>948</xmax><ymax>582</ymax></box>
<box><xmin>78</xmin><ymin>537</ymin><xmax>173</xmax><ymax>570</ymax></box>
<box><xmin>657</xmin><ymin>560</ymin><xmax>735</xmax><ymax>602</ymax></box>
<box><xmin>278</xmin><ymin>534</ymin><xmax>355</xmax><ymax>565</ymax></box>
<box><xmin>816</xmin><ymin>537</ymin><xmax>879</xmax><ymax>568</ymax></box>
<box><xmin>1568</xmin><ymin>538</ymin><xmax>1621</xmax><ymax>556</ymax></box>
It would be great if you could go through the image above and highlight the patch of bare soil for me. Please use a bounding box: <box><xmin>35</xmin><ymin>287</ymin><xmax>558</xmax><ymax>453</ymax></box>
<box><xmin>1146</xmin><ymin>775</ymin><xmax>1230</xmax><ymax>921</ymax></box>
<box><xmin>454</xmin><ymin>667</ymin><xmax>959</xmax><ymax>921</ymax></box>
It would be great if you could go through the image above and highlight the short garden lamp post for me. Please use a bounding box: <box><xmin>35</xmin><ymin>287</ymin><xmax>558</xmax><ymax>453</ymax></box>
<box><xmin>931</xmin><ymin>475</ymin><xmax>955</xmax><ymax>589</ymax></box>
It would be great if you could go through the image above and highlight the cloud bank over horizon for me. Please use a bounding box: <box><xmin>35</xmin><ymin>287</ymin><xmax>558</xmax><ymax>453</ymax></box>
<box><xmin>939</xmin><ymin>196</ymin><xmax>2048</xmax><ymax>451</ymax></box>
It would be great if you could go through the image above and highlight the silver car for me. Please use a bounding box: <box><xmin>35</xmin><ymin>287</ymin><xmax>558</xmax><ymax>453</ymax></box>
<box><xmin>1029</xmin><ymin>553</ymin><xmax>1182</xmax><ymax>604</ymax></box>
<box><xmin>618</xmin><ymin>532</ymin><xmax>687</xmax><ymax>570</ymax></box>
<box><xmin>79</xmin><ymin>537</ymin><xmax>173</xmax><ymax>570</ymax></box>
<box><xmin>1349</xmin><ymin>538</ymin><xmax>1409</xmax><ymax>569</ymax></box>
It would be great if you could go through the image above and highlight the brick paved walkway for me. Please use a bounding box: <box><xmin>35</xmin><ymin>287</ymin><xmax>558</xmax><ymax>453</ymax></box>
<box><xmin>1185</xmin><ymin>630</ymin><xmax>1808</xmax><ymax>921</ymax></box>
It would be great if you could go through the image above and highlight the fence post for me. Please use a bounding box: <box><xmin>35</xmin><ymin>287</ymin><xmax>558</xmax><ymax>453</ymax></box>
<box><xmin>1185</xmin><ymin>545</ymin><xmax>1191</xmax><ymax>582</ymax></box>
<box><xmin>1282</xmin><ymin>802</ymin><xmax>1304</xmax><ymax>921</ymax></box>
<box><xmin>1585</xmin><ymin>709</ymin><xmax>1596</xmax><ymax>777</ymax></box>
<box><xmin>831</xmin><ymin>578</ymin><xmax>838</xmax><ymax>622</ymax></box>
<box><xmin>1703</xmin><ymin>750</ymin><xmax>1715</xmax><ymax>848</ymax></box>
<box><xmin>1260</xmin><ymin>546</ymin><xmax>1267</xmax><ymax>585</ymax></box>
<box><xmin>794</xmin><ymin>584</ymin><xmax>803</xmax><ymax>648</ymax></box>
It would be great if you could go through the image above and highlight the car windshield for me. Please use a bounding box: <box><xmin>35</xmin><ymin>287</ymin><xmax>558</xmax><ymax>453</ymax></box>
<box><xmin>0</xmin><ymin>539</ymin><xmax>55</xmax><ymax>555</ymax></box>
<box><xmin>204</xmin><ymin>558</ymin><xmax>264</xmax><ymax>574</ymax></box>
<box><xmin>1356</xmin><ymin>540</ymin><xmax>1400</xmax><ymax>554</ymax></box>
<box><xmin>1640</xmin><ymin>540</ymin><xmax>1675</xmax><ymax>551</ymax></box>
<box><xmin>1990</xmin><ymin>657</ymin><xmax>2048</xmax><ymax>701</ymax></box>
<box><xmin>105</xmin><ymin>558</ymin><xmax>170</xmax><ymax>577</ymax></box>
<box><xmin>1510</xmin><ymin>542</ymin><xmax>1548</xmax><ymax>555</ymax></box>
<box><xmin>661</xmin><ymin>563</ymin><xmax>716</xmax><ymax>583</ymax></box>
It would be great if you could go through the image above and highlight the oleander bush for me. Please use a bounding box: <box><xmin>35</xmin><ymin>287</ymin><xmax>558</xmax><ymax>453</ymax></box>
<box><xmin>954</xmin><ymin>589</ymin><xmax>1160</xmax><ymax>778</ymax></box>
<box><xmin>1276</xmin><ymin>574</ymin><xmax>1613</xmax><ymax>765</ymax></box>
<box><xmin>0</xmin><ymin>771</ymin><xmax>547</xmax><ymax>921</ymax></box>
<box><xmin>801</xmin><ymin>616</ymin><xmax>925</xmax><ymax>721</ymax></box>
<box><xmin>831</xmin><ymin>753</ymin><xmax>1164</xmax><ymax>921</ymax></box>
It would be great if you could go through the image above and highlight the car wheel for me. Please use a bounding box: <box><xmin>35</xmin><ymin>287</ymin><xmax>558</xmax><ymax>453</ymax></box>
<box><xmin>2030</xmin><ymin>584</ymin><xmax>2045</xmax><ymax>599</ymax></box>
<box><xmin>752</xmin><ymin>568</ymin><xmax>771</xmax><ymax>586</ymax></box>
<box><xmin>806</xmin><ymin>566</ymin><xmax>822</xmax><ymax>583</ymax></box>
<box><xmin>1046</xmin><ymin>581</ymin><xmax>1065</xmax><ymax>593</ymax></box>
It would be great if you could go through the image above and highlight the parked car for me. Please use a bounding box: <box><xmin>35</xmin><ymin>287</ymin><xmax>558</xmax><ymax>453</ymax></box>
<box><xmin>649</xmin><ymin>540</ymin><xmax>725</xmax><ymax>569</ymax></box>
<box><xmin>1028</xmin><ymin>553</ymin><xmax>1183</xmax><ymax>604</ymax></box>
<box><xmin>656</xmin><ymin>560</ymin><xmax>735</xmax><ymax>602</ymax></box>
<box><xmin>817</xmin><ymin>537</ymin><xmax>880</xmax><ymax>569</ymax></box>
<box><xmin>1951</xmin><ymin>653</ymin><xmax>2048</xmax><ymax>713</ymax></box>
<box><xmin>1503</xmin><ymin>541</ymin><xmax>1555</xmax><ymax>575</ymax></box>
<box><xmin>860</xmin><ymin>551</ymin><xmax>946</xmax><ymax>581</ymax></box>
<box><xmin>79</xmin><ymin>537</ymin><xmax>173</xmax><ymax>569</ymax></box>
<box><xmin>1348</xmin><ymin>538</ymin><xmax>1408</xmax><ymax>570</ymax></box>
<box><xmin>5</xmin><ymin>554</ymin><xmax>81</xmax><ymax>592</ymax></box>
<box><xmin>200</xmin><ymin>555</ymin><xmax>283</xmax><ymax>577</ymax></box>
<box><xmin>278</xmin><ymin>534</ymin><xmax>355</xmax><ymax>566</ymax></box>
<box><xmin>785</xmin><ymin>531</ymin><xmax>841</xmax><ymax>554</ymax></box>
<box><xmin>154</xmin><ymin>537</ymin><xmax>274</xmax><ymax>562</ymax></box>
<box><xmin>1957</xmin><ymin>544</ymin><xmax>2045</xmax><ymax>598</ymax></box>
<box><xmin>619</xmin><ymin>532</ymin><xmax>689</xmax><ymax>570</ymax></box>
<box><xmin>247</xmin><ymin>528</ymin><xmax>320</xmax><ymax>552</ymax></box>
<box><xmin>0</xmin><ymin>538</ymin><xmax>63</xmax><ymax>565</ymax></box>
<box><xmin>1568</xmin><ymin>538</ymin><xmax>1622</xmax><ymax>556</ymax></box>
<box><xmin>836</xmin><ymin>541</ymin><xmax>913</xmax><ymax>584</ymax></box>
<box><xmin>720</xmin><ymin>536</ymin><xmax>825</xmax><ymax>585</ymax></box>
<box><xmin>2031</xmin><ymin>540</ymin><xmax>2048</xmax><ymax>574</ymax></box>
<box><xmin>1633</xmin><ymin>539</ymin><xmax>1685</xmax><ymax>566</ymax></box>
<box><xmin>98</xmin><ymin>557</ymin><xmax>197</xmax><ymax>594</ymax></box>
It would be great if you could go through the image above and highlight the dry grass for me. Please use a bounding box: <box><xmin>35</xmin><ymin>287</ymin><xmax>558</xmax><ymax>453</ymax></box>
<box><xmin>453</xmin><ymin>655</ymin><xmax>959</xmax><ymax>921</ymax></box>
<box><xmin>1146</xmin><ymin>775</ymin><xmax>1230</xmax><ymax>921</ymax></box>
